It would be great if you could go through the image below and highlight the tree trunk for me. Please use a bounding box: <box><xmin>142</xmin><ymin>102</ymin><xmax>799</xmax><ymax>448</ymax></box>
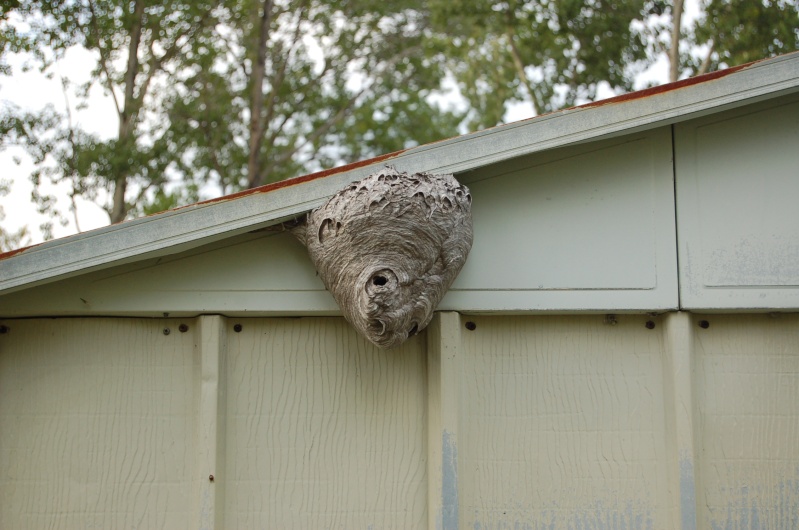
<box><xmin>503</xmin><ymin>5</ymin><xmax>543</xmax><ymax>116</ymax></box>
<box><xmin>110</xmin><ymin>0</ymin><xmax>145</xmax><ymax>224</ymax></box>
<box><xmin>669</xmin><ymin>0</ymin><xmax>684</xmax><ymax>83</ymax></box>
<box><xmin>247</xmin><ymin>0</ymin><xmax>273</xmax><ymax>189</ymax></box>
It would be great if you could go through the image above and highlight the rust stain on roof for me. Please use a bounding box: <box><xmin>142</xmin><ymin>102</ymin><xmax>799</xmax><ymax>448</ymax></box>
<box><xmin>188</xmin><ymin>148</ymin><xmax>409</xmax><ymax>209</ymax></box>
<box><xmin>577</xmin><ymin>62</ymin><xmax>751</xmax><ymax>110</ymax></box>
<box><xmin>0</xmin><ymin>149</ymin><xmax>410</xmax><ymax>263</ymax></box>
<box><xmin>0</xmin><ymin>241</ymin><xmax>41</xmax><ymax>262</ymax></box>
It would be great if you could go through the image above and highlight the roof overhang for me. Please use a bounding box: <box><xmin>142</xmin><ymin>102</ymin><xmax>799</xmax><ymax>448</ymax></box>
<box><xmin>2</xmin><ymin>52</ymin><xmax>799</xmax><ymax>295</ymax></box>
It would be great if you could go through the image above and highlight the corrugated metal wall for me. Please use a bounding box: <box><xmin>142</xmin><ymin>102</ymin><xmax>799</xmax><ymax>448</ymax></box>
<box><xmin>2</xmin><ymin>312</ymin><xmax>797</xmax><ymax>529</ymax></box>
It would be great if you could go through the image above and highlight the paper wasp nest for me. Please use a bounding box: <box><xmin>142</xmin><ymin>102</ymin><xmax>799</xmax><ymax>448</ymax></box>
<box><xmin>293</xmin><ymin>168</ymin><xmax>473</xmax><ymax>349</ymax></box>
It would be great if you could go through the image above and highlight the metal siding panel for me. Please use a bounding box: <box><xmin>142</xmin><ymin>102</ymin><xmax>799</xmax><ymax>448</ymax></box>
<box><xmin>675</xmin><ymin>93</ymin><xmax>799</xmax><ymax>309</ymax></box>
<box><xmin>3</xmin><ymin>312</ymin><xmax>798</xmax><ymax>528</ymax></box>
<box><xmin>426</xmin><ymin>312</ymin><xmax>465</xmax><ymax>530</ymax></box>
<box><xmin>693</xmin><ymin>314</ymin><xmax>799</xmax><ymax>529</ymax></box>
<box><xmin>222</xmin><ymin>317</ymin><xmax>427</xmax><ymax>529</ymax></box>
<box><xmin>0</xmin><ymin>318</ymin><xmax>197</xmax><ymax>529</ymax></box>
<box><xmin>457</xmin><ymin>314</ymin><xmax>674</xmax><ymax>529</ymax></box>
<box><xmin>460</xmin><ymin>138</ymin><xmax>657</xmax><ymax>289</ymax></box>
<box><xmin>0</xmin><ymin>232</ymin><xmax>338</xmax><ymax>317</ymax></box>
<box><xmin>443</xmin><ymin>127</ymin><xmax>679</xmax><ymax>311</ymax></box>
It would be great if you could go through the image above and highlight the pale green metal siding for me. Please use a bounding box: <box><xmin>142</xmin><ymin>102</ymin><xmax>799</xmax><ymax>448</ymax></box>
<box><xmin>2</xmin><ymin>313</ymin><xmax>797</xmax><ymax>528</ymax></box>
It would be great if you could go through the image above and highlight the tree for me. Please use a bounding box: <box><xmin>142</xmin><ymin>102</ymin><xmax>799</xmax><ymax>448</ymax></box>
<box><xmin>429</xmin><ymin>0</ymin><xmax>799</xmax><ymax>129</ymax></box>
<box><xmin>1</xmin><ymin>0</ymin><xmax>461</xmax><ymax>228</ymax></box>
<box><xmin>2</xmin><ymin>0</ymin><xmax>223</xmax><ymax>226</ymax></box>
<box><xmin>163</xmin><ymin>0</ymin><xmax>461</xmax><ymax>196</ymax></box>
<box><xmin>686</xmin><ymin>0</ymin><xmax>799</xmax><ymax>77</ymax></box>
<box><xmin>650</xmin><ymin>0</ymin><xmax>799</xmax><ymax>82</ymax></box>
<box><xmin>427</xmin><ymin>0</ymin><xmax>652</xmax><ymax>129</ymax></box>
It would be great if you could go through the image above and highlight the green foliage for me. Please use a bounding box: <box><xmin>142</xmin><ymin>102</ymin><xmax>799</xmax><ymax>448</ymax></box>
<box><xmin>1</xmin><ymin>0</ymin><xmax>464</xmax><ymax>229</ymax></box>
<box><xmin>1</xmin><ymin>0</ymin><xmax>224</xmax><ymax>226</ymax></box>
<box><xmin>428</xmin><ymin>0</ymin><xmax>650</xmax><ymax>128</ymax></box>
<box><xmin>164</xmin><ymin>0</ymin><xmax>462</xmax><ymax>190</ymax></box>
<box><xmin>689</xmin><ymin>0</ymin><xmax>799</xmax><ymax>72</ymax></box>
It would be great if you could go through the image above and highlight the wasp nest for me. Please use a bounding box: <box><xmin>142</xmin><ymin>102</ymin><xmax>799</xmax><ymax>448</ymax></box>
<box><xmin>292</xmin><ymin>168</ymin><xmax>473</xmax><ymax>348</ymax></box>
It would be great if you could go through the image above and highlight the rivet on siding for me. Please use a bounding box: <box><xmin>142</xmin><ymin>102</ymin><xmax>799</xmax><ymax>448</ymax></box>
<box><xmin>209</xmin><ymin>474</ymin><xmax>215</xmax><ymax>482</ymax></box>
<box><xmin>233</xmin><ymin>324</ymin><xmax>243</xmax><ymax>333</ymax></box>
<box><xmin>0</xmin><ymin>325</ymin><xmax>8</xmax><ymax>334</ymax></box>
<box><xmin>163</xmin><ymin>327</ymin><xmax>171</xmax><ymax>335</ymax></box>
<box><xmin>645</xmin><ymin>320</ymin><xmax>656</xmax><ymax>329</ymax></box>
<box><xmin>178</xmin><ymin>324</ymin><xmax>189</xmax><ymax>333</ymax></box>
<box><xmin>698</xmin><ymin>320</ymin><xmax>710</xmax><ymax>329</ymax></box>
<box><xmin>465</xmin><ymin>321</ymin><xmax>477</xmax><ymax>331</ymax></box>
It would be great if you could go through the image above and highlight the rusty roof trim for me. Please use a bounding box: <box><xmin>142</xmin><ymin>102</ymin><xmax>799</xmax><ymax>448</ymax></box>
<box><xmin>0</xmin><ymin>242</ymin><xmax>40</xmax><ymax>262</ymax></box>
<box><xmin>0</xmin><ymin>149</ymin><xmax>409</xmax><ymax>265</ymax></box>
<box><xmin>184</xmin><ymin>148</ymin><xmax>410</xmax><ymax>210</ymax></box>
<box><xmin>578</xmin><ymin>62</ymin><xmax>752</xmax><ymax>111</ymax></box>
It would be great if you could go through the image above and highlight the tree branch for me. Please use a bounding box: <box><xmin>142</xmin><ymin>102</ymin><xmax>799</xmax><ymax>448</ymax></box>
<box><xmin>136</xmin><ymin>9</ymin><xmax>213</xmax><ymax>113</ymax></box>
<box><xmin>259</xmin><ymin>3</ymin><xmax>307</xmax><ymax>148</ymax></box>
<box><xmin>260</xmin><ymin>90</ymin><xmax>363</xmax><ymax>181</ymax></box>
<box><xmin>697</xmin><ymin>40</ymin><xmax>715</xmax><ymax>76</ymax></box>
<box><xmin>262</xmin><ymin>54</ymin><xmax>335</xmax><ymax>152</ymax></box>
<box><xmin>60</xmin><ymin>76</ymin><xmax>83</xmax><ymax>231</ymax></box>
<box><xmin>85</xmin><ymin>0</ymin><xmax>122</xmax><ymax>117</ymax></box>
<box><xmin>263</xmin><ymin>109</ymin><xmax>296</xmax><ymax>155</ymax></box>
<box><xmin>504</xmin><ymin>10</ymin><xmax>540</xmax><ymax>116</ymax></box>
<box><xmin>261</xmin><ymin>46</ymin><xmax>421</xmax><ymax>181</ymax></box>
<box><xmin>110</xmin><ymin>0</ymin><xmax>145</xmax><ymax>223</ymax></box>
<box><xmin>121</xmin><ymin>0</ymin><xmax>145</xmax><ymax>135</ymax></box>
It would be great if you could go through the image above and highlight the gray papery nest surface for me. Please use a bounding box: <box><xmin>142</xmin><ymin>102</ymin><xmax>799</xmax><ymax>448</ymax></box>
<box><xmin>292</xmin><ymin>167</ymin><xmax>473</xmax><ymax>349</ymax></box>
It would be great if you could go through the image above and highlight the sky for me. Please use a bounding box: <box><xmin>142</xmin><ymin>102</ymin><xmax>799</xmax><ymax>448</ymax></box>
<box><xmin>1</xmin><ymin>46</ymin><xmax>117</xmax><ymax>243</ymax></box>
<box><xmin>0</xmin><ymin>2</ymin><xmax>698</xmax><ymax>247</ymax></box>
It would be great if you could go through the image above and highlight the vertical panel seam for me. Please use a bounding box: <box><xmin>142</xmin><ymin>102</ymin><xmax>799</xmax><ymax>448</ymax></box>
<box><xmin>427</xmin><ymin>312</ymin><xmax>462</xmax><ymax>530</ymax></box>
<box><xmin>670</xmin><ymin>123</ymin><xmax>684</xmax><ymax>311</ymax></box>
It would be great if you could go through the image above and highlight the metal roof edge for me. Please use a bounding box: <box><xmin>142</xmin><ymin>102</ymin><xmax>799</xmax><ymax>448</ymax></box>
<box><xmin>2</xmin><ymin>52</ymin><xmax>798</xmax><ymax>294</ymax></box>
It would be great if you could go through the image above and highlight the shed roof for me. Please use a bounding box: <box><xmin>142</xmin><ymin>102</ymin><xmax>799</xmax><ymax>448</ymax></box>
<box><xmin>2</xmin><ymin>51</ymin><xmax>799</xmax><ymax>295</ymax></box>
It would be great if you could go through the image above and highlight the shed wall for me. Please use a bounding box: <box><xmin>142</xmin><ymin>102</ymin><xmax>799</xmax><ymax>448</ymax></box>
<box><xmin>223</xmin><ymin>317</ymin><xmax>428</xmax><ymax>528</ymax></box>
<box><xmin>456</xmin><ymin>315</ymin><xmax>672</xmax><ymax>528</ymax></box>
<box><xmin>0</xmin><ymin>319</ymin><xmax>198</xmax><ymax>529</ymax></box>
<box><xmin>2</xmin><ymin>312</ymin><xmax>798</xmax><ymax>529</ymax></box>
<box><xmin>694</xmin><ymin>314</ymin><xmax>799</xmax><ymax>529</ymax></box>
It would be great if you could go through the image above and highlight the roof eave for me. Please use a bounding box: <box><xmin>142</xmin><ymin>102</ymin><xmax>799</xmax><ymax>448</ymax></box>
<box><xmin>2</xmin><ymin>52</ymin><xmax>798</xmax><ymax>295</ymax></box>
